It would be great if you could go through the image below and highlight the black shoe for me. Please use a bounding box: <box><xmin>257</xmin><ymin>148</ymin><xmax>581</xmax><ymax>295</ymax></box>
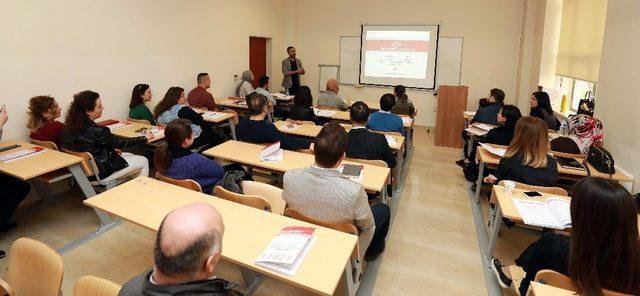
<box><xmin>490</xmin><ymin>258</ymin><xmax>512</xmax><ymax>288</ymax></box>
<box><xmin>502</xmin><ymin>218</ymin><xmax>516</xmax><ymax>228</ymax></box>
<box><xmin>0</xmin><ymin>222</ymin><xmax>17</xmax><ymax>233</ymax></box>
<box><xmin>0</xmin><ymin>250</ymin><xmax>5</xmax><ymax>259</ymax></box>
<box><xmin>455</xmin><ymin>159</ymin><xmax>467</xmax><ymax>168</ymax></box>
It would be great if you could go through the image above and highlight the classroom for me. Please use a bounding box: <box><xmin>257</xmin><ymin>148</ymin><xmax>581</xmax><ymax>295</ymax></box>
<box><xmin>0</xmin><ymin>0</ymin><xmax>638</xmax><ymax>295</ymax></box>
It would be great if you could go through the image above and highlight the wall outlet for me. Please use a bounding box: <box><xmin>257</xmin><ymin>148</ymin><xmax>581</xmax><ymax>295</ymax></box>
<box><xmin>233</xmin><ymin>74</ymin><xmax>238</xmax><ymax>81</ymax></box>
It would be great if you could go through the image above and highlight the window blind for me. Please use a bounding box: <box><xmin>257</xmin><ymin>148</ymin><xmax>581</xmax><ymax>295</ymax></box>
<box><xmin>555</xmin><ymin>0</ymin><xmax>608</xmax><ymax>82</ymax></box>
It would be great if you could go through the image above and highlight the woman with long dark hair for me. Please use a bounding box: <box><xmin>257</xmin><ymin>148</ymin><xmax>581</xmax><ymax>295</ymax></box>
<box><xmin>288</xmin><ymin>86</ymin><xmax>319</xmax><ymax>124</ymax></box>
<box><xmin>27</xmin><ymin>95</ymin><xmax>65</xmax><ymax>147</ymax></box>
<box><xmin>128</xmin><ymin>84</ymin><xmax>155</xmax><ymax>124</ymax></box>
<box><xmin>491</xmin><ymin>177</ymin><xmax>640</xmax><ymax>295</ymax></box>
<box><xmin>154</xmin><ymin>87</ymin><xmax>222</xmax><ymax>150</ymax></box>
<box><xmin>391</xmin><ymin>85</ymin><xmax>416</xmax><ymax>117</ymax></box>
<box><xmin>60</xmin><ymin>90</ymin><xmax>153</xmax><ymax>180</ymax></box>
<box><xmin>530</xmin><ymin>91</ymin><xmax>558</xmax><ymax>130</ymax></box>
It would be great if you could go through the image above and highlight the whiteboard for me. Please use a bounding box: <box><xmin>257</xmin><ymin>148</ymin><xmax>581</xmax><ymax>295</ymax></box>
<box><xmin>338</xmin><ymin>36</ymin><xmax>463</xmax><ymax>88</ymax></box>
<box><xmin>339</xmin><ymin>36</ymin><xmax>360</xmax><ymax>85</ymax></box>
<box><xmin>319</xmin><ymin>65</ymin><xmax>339</xmax><ymax>91</ymax></box>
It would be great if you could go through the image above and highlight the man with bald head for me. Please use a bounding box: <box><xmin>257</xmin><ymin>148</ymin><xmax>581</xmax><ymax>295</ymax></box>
<box><xmin>119</xmin><ymin>202</ymin><xmax>242</xmax><ymax>296</ymax></box>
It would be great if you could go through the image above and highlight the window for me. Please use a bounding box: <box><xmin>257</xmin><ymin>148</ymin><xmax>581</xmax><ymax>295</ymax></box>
<box><xmin>555</xmin><ymin>76</ymin><xmax>596</xmax><ymax>112</ymax></box>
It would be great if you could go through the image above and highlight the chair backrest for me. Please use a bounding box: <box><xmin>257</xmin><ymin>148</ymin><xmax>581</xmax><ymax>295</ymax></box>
<box><xmin>126</xmin><ymin>118</ymin><xmax>150</xmax><ymax>125</ymax></box>
<box><xmin>62</xmin><ymin>148</ymin><xmax>97</xmax><ymax>177</ymax></box>
<box><xmin>214</xmin><ymin>186</ymin><xmax>272</xmax><ymax>212</ymax></box>
<box><xmin>345</xmin><ymin>157</ymin><xmax>388</xmax><ymax>168</ymax></box>
<box><xmin>4</xmin><ymin>237</ymin><xmax>63</xmax><ymax>296</ymax></box>
<box><xmin>155</xmin><ymin>172</ymin><xmax>203</xmax><ymax>192</ymax></box>
<box><xmin>283</xmin><ymin>208</ymin><xmax>359</xmax><ymax>235</ymax></box>
<box><xmin>241</xmin><ymin>181</ymin><xmax>286</xmax><ymax>215</ymax></box>
<box><xmin>533</xmin><ymin>270</ymin><xmax>634</xmax><ymax>296</ymax></box>
<box><xmin>372</xmin><ymin>130</ymin><xmax>403</xmax><ymax>138</ymax></box>
<box><xmin>498</xmin><ymin>180</ymin><xmax>568</xmax><ymax>196</ymax></box>
<box><xmin>29</xmin><ymin>139</ymin><xmax>58</xmax><ymax>151</ymax></box>
<box><xmin>73</xmin><ymin>276</ymin><xmax>121</xmax><ymax>296</ymax></box>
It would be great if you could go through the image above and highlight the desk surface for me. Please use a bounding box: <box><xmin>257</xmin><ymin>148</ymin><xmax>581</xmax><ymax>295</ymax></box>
<box><xmin>492</xmin><ymin>185</ymin><xmax>571</xmax><ymax>222</ymax></box>
<box><xmin>217</xmin><ymin>98</ymin><xmax>249</xmax><ymax>109</ymax></box>
<box><xmin>109</xmin><ymin>121</ymin><xmax>165</xmax><ymax>142</ymax></box>
<box><xmin>0</xmin><ymin>140</ymin><xmax>82</xmax><ymax>180</ymax></box>
<box><xmin>313</xmin><ymin>107</ymin><xmax>413</xmax><ymax>128</ymax></box>
<box><xmin>477</xmin><ymin>146</ymin><xmax>633</xmax><ymax>182</ymax></box>
<box><xmin>463</xmin><ymin>111</ymin><xmax>476</xmax><ymax>121</ymax></box>
<box><xmin>529</xmin><ymin>282</ymin><xmax>575</xmax><ymax>296</ymax></box>
<box><xmin>204</xmin><ymin>140</ymin><xmax>390</xmax><ymax>192</ymax></box>
<box><xmin>273</xmin><ymin>121</ymin><xmax>404</xmax><ymax>151</ymax></box>
<box><xmin>83</xmin><ymin>176</ymin><xmax>357</xmax><ymax>296</ymax></box>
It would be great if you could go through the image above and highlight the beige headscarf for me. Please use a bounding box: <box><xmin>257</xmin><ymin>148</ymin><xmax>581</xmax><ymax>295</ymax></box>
<box><xmin>326</xmin><ymin>79</ymin><xmax>339</xmax><ymax>94</ymax></box>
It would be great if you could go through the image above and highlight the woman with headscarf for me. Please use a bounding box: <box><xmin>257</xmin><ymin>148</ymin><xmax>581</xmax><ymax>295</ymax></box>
<box><xmin>318</xmin><ymin>79</ymin><xmax>349</xmax><ymax>110</ymax></box>
<box><xmin>236</xmin><ymin>70</ymin><xmax>255</xmax><ymax>99</ymax></box>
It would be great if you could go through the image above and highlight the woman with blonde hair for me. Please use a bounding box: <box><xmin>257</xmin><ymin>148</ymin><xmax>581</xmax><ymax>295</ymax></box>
<box><xmin>484</xmin><ymin>116</ymin><xmax>558</xmax><ymax>186</ymax></box>
<box><xmin>318</xmin><ymin>79</ymin><xmax>349</xmax><ymax>110</ymax></box>
<box><xmin>27</xmin><ymin>95</ymin><xmax>65</xmax><ymax>147</ymax></box>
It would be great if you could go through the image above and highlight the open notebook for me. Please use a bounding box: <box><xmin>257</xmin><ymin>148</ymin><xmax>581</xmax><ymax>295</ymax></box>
<box><xmin>255</xmin><ymin>227</ymin><xmax>316</xmax><ymax>276</ymax></box>
<box><xmin>512</xmin><ymin>197</ymin><xmax>571</xmax><ymax>229</ymax></box>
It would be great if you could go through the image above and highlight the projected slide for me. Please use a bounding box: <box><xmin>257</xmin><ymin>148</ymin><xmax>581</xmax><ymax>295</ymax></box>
<box><xmin>364</xmin><ymin>31</ymin><xmax>430</xmax><ymax>79</ymax></box>
<box><xmin>360</xmin><ymin>25</ymin><xmax>439</xmax><ymax>89</ymax></box>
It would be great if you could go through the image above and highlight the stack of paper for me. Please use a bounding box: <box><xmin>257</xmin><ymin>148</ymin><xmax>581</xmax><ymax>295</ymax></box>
<box><xmin>401</xmin><ymin>117</ymin><xmax>412</xmax><ymax>126</ymax></box>
<box><xmin>106</xmin><ymin>122</ymin><xmax>132</xmax><ymax>131</ymax></box>
<box><xmin>313</xmin><ymin>108</ymin><xmax>337</xmax><ymax>117</ymax></box>
<box><xmin>280</xmin><ymin>123</ymin><xmax>301</xmax><ymax>132</ymax></box>
<box><xmin>255</xmin><ymin>227</ymin><xmax>316</xmax><ymax>276</ymax></box>
<box><xmin>0</xmin><ymin>146</ymin><xmax>46</xmax><ymax>163</ymax></box>
<box><xmin>463</xmin><ymin>111</ymin><xmax>476</xmax><ymax>117</ymax></box>
<box><xmin>479</xmin><ymin>143</ymin><xmax>506</xmax><ymax>157</ymax></box>
<box><xmin>203</xmin><ymin>111</ymin><xmax>226</xmax><ymax>121</ymax></box>
<box><xmin>385</xmin><ymin>135</ymin><xmax>398</xmax><ymax>147</ymax></box>
<box><xmin>512</xmin><ymin>197</ymin><xmax>571</xmax><ymax>229</ymax></box>
<box><xmin>272</xmin><ymin>93</ymin><xmax>294</xmax><ymax>100</ymax></box>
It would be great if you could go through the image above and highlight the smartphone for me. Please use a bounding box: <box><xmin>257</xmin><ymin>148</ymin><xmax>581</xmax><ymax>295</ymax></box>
<box><xmin>523</xmin><ymin>191</ymin><xmax>543</xmax><ymax>197</ymax></box>
<box><xmin>342</xmin><ymin>164</ymin><xmax>363</xmax><ymax>177</ymax></box>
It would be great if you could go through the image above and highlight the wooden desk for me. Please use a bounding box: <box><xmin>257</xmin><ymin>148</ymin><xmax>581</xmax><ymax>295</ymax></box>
<box><xmin>217</xmin><ymin>98</ymin><xmax>248</xmax><ymax>110</ymax></box>
<box><xmin>486</xmin><ymin>185</ymin><xmax>571</xmax><ymax>260</ymax></box>
<box><xmin>109</xmin><ymin>122</ymin><xmax>165</xmax><ymax>143</ymax></box>
<box><xmin>84</xmin><ymin>177</ymin><xmax>358</xmax><ymax>296</ymax></box>
<box><xmin>473</xmin><ymin>146</ymin><xmax>634</xmax><ymax>204</ymax></box>
<box><xmin>0</xmin><ymin>140</ymin><xmax>116</xmax><ymax>252</ymax></box>
<box><xmin>190</xmin><ymin>109</ymin><xmax>239</xmax><ymax>140</ymax></box>
<box><xmin>529</xmin><ymin>282</ymin><xmax>575</xmax><ymax>296</ymax></box>
<box><xmin>203</xmin><ymin>140</ymin><xmax>390</xmax><ymax>194</ymax></box>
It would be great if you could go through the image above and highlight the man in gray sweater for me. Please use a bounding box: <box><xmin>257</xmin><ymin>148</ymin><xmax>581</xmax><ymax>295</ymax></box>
<box><xmin>282</xmin><ymin>123</ymin><xmax>390</xmax><ymax>261</ymax></box>
<box><xmin>281</xmin><ymin>46</ymin><xmax>304</xmax><ymax>95</ymax></box>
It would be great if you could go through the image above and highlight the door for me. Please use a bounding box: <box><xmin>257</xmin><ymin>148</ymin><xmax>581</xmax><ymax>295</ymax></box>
<box><xmin>249</xmin><ymin>37</ymin><xmax>267</xmax><ymax>89</ymax></box>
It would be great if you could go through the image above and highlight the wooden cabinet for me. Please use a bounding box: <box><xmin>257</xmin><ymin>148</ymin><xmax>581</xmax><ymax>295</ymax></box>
<box><xmin>435</xmin><ymin>85</ymin><xmax>468</xmax><ymax>148</ymax></box>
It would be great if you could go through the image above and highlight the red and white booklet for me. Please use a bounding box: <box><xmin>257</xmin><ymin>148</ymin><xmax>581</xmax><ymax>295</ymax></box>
<box><xmin>255</xmin><ymin>226</ymin><xmax>316</xmax><ymax>276</ymax></box>
<box><xmin>259</xmin><ymin>141</ymin><xmax>283</xmax><ymax>162</ymax></box>
<box><xmin>0</xmin><ymin>146</ymin><xmax>46</xmax><ymax>163</ymax></box>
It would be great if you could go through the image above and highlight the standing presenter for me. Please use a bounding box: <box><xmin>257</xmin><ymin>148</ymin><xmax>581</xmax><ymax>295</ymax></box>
<box><xmin>282</xmin><ymin>46</ymin><xmax>305</xmax><ymax>95</ymax></box>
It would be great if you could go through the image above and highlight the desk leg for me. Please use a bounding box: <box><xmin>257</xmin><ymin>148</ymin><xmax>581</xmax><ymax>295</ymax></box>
<box><xmin>229</xmin><ymin>119</ymin><xmax>237</xmax><ymax>140</ymax></box>
<box><xmin>240</xmin><ymin>268</ymin><xmax>266</xmax><ymax>296</ymax></box>
<box><xmin>487</xmin><ymin>205</ymin><xmax>502</xmax><ymax>259</ymax></box>
<box><xmin>467</xmin><ymin>136</ymin><xmax>475</xmax><ymax>160</ymax></box>
<box><xmin>474</xmin><ymin>162</ymin><xmax>485</xmax><ymax>205</ymax></box>
<box><xmin>342</xmin><ymin>258</ymin><xmax>359</xmax><ymax>296</ymax></box>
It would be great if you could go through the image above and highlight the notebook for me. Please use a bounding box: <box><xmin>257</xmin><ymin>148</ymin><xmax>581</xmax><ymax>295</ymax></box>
<box><xmin>556</xmin><ymin>157</ymin><xmax>586</xmax><ymax>171</ymax></box>
<box><xmin>479</xmin><ymin>143</ymin><xmax>506</xmax><ymax>157</ymax></box>
<box><xmin>512</xmin><ymin>197</ymin><xmax>571</xmax><ymax>229</ymax></box>
<box><xmin>0</xmin><ymin>146</ymin><xmax>46</xmax><ymax>163</ymax></box>
<box><xmin>255</xmin><ymin>226</ymin><xmax>316</xmax><ymax>276</ymax></box>
<box><xmin>339</xmin><ymin>164</ymin><xmax>364</xmax><ymax>183</ymax></box>
<box><xmin>260</xmin><ymin>141</ymin><xmax>283</xmax><ymax>162</ymax></box>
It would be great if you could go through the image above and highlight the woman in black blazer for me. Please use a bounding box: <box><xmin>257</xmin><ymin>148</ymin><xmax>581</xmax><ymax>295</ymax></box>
<box><xmin>484</xmin><ymin>116</ymin><xmax>558</xmax><ymax>187</ymax></box>
<box><xmin>485</xmin><ymin>105</ymin><xmax>522</xmax><ymax>146</ymax></box>
<box><xmin>530</xmin><ymin>91</ymin><xmax>559</xmax><ymax>130</ymax></box>
<box><xmin>288</xmin><ymin>86</ymin><xmax>320</xmax><ymax>124</ymax></box>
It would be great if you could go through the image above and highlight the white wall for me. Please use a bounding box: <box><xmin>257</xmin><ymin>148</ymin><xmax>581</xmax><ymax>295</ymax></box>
<box><xmin>0</xmin><ymin>0</ymin><xmax>294</xmax><ymax>140</ymax></box>
<box><xmin>292</xmin><ymin>0</ymin><xmax>525</xmax><ymax>126</ymax></box>
<box><xmin>596</xmin><ymin>0</ymin><xmax>640</xmax><ymax>190</ymax></box>
<box><xmin>538</xmin><ymin>0</ymin><xmax>562</xmax><ymax>89</ymax></box>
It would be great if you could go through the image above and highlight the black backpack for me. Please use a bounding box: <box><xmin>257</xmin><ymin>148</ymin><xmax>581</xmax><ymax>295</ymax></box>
<box><xmin>215</xmin><ymin>170</ymin><xmax>245</xmax><ymax>194</ymax></box>
<box><xmin>586</xmin><ymin>146</ymin><xmax>615</xmax><ymax>176</ymax></box>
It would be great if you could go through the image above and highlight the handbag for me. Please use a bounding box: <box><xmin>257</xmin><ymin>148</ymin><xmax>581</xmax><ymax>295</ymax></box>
<box><xmin>586</xmin><ymin>146</ymin><xmax>615</xmax><ymax>176</ymax></box>
<box><xmin>576</xmin><ymin>91</ymin><xmax>595</xmax><ymax>116</ymax></box>
<box><xmin>215</xmin><ymin>170</ymin><xmax>245</xmax><ymax>194</ymax></box>
<box><xmin>550</xmin><ymin>137</ymin><xmax>581</xmax><ymax>154</ymax></box>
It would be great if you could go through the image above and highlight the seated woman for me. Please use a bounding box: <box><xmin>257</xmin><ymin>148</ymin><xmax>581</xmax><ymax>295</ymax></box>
<box><xmin>236</xmin><ymin>70</ymin><xmax>255</xmax><ymax>99</ymax></box>
<box><xmin>236</xmin><ymin>92</ymin><xmax>311</xmax><ymax>150</ymax></box>
<box><xmin>484</xmin><ymin>116</ymin><xmax>558</xmax><ymax>187</ymax></box>
<box><xmin>128</xmin><ymin>84</ymin><xmax>155</xmax><ymax>124</ymax></box>
<box><xmin>60</xmin><ymin>90</ymin><xmax>153</xmax><ymax>180</ymax></box>
<box><xmin>390</xmin><ymin>85</ymin><xmax>416</xmax><ymax>117</ymax></box>
<box><xmin>27</xmin><ymin>95</ymin><xmax>65</xmax><ymax>148</ymax></box>
<box><xmin>154</xmin><ymin>86</ymin><xmax>222</xmax><ymax>150</ymax></box>
<box><xmin>318</xmin><ymin>79</ymin><xmax>349</xmax><ymax>110</ymax></box>
<box><xmin>530</xmin><ymin>91</ymin><xmax>558</xmax><ymax>130</ymax></box>
<box><xmin>154</xmin><ymin>119</ymin><xmax>226</xmax><ymax>194</ymax></box>
<box><xmin>288</xmin><ymin>86</ymin><xmax>320</xmax><ymax>124</ymax></box>
<box><xmin>491</xmin><ymin>177</ymin><xmax>640</xmax><ymax>295</ymax></box>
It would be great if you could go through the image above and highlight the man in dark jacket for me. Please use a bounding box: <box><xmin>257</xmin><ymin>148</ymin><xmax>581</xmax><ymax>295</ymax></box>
<box><xmin>119</xmin><ymin>202</ymin><xmax>242</xmax><ymax>296</ymax></box>
<box><xmin>346</xmin><ymin>101</ymin><xmax>396</xmax><ymax>169</ymax></box>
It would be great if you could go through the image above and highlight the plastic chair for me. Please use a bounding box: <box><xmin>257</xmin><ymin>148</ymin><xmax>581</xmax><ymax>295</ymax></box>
<box><xmin>62</xmin><ymin>148</ymin><xmax>141</xmax><ymax>190</ymax></box>
<box><xmin>214</xmin><ymin>186</ymin><xmax>272</xmax><ymax>212</ymax></box>
<box><xmin>155</xmin><ymin>171</ymin><xmax>203</xmax><ymax>192</ymax></box>
<box><xmin>29</xmin><ymin>139</ymin><xmax>74</xmax><ymax>185</ymax></box>
<box><xmin>0</xmin><ymin>238</ymin><xmax>63</xmax><ymax>296</ymax></box>
<box><xmin>241</xmin><ymin>181</ymin><xmax>286</xmax><ymax>215</ymax></box>
<box><xmin>73</xmin><ymin>275</ymin><xmax>121</xmax><ymax>296</ymax></box>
